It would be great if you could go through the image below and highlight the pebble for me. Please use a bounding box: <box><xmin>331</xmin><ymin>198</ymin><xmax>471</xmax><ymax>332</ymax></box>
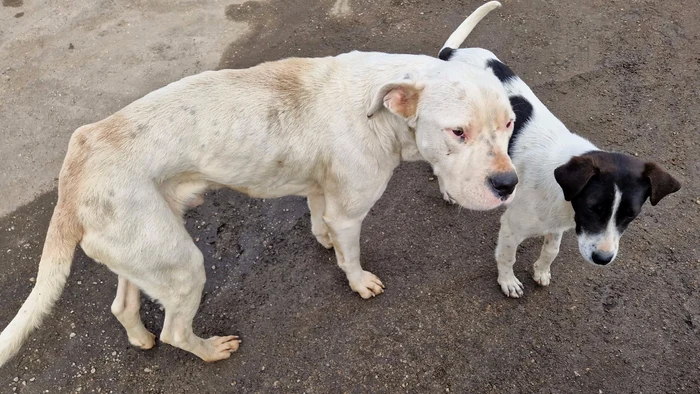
<box><xmin>144</xmin><ymin>367</ymin><xmax>152</xmax><ymax>373</ymax></box>
<box><xmin>91</xmin><ymin>367</ymin><xmax>96</xmax><ymax>374</ymax></box>
<box><xmin>69</xmin><ymin>332</ymin><xmax>76</xmax><ymax>338</ymax></box>
<box><xmin>111</xmin><ymin>351</ymin><xmax>117</xmax><ymax>356</ymax></box>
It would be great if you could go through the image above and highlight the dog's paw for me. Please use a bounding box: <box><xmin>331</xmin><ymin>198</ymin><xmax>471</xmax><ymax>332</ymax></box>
<box><xmin>201</xmin><ymin>335</ymin><xmax>241</xmax><ymax>362</ymax></box>
<box><xmin>128</xmin><ymin>330</ymin><xmax>156</xmax><ymax>350</ymax></box>
<box><xmin>314</xmin><ymin>232</ymin><xmax>333</xmax><ymax>249</ymax></box>
<box><xmin>533</xmin><ymin>267</ymin><xmax>551</xmax><ymax>286</ymax></box>
<box><xmin>349</xmin><ymin>270</ymin><xmax>385</xmax><ymax>299</ymax></box>
<box><xmin>498</xmin><ymin>274</ymin><xmax>524</xmax><ymax>298</ymax></box>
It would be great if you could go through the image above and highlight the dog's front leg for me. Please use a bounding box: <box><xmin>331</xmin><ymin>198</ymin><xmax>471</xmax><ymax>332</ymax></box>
<box><xmin>532</xmin><ymin>232</ymin><xmax>563</xmax><ymax>286</ymax></box>
<box><xmin>495</xmin><ymin>214</ymin><xmax>526</xmax><ymax>298</ymax></box>
<box><xmin>322</xmin><ymin>203</ymin><xmax>384</xmax><ymax>299</ymax></box>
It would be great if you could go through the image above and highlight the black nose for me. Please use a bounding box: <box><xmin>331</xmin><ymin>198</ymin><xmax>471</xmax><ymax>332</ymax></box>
<box><xmin>488</xmin><ymin>172</ymin><xmax>518</xmax><ymax>199</ymax></box>
<box><xmin>591</xmin><ymin>251</ymin><xmax>614</xmax><ymax>265</ymax></box>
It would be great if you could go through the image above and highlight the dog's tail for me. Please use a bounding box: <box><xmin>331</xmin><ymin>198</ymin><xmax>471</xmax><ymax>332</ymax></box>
<box><xmin>0</xmin><ymin>198</ymin><xmax>81</xmax><ymax>367</ymax></box>
<box><xmin>438</xmin><ymin>1</ymin><xmax>501</xmax><ymax>60</ymax></box>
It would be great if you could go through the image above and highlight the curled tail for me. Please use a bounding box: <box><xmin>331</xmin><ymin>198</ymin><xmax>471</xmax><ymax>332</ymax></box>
<box><xmin>438</xmin><ymin>1</ymin><xmax>501</xmax><ymax>60</ymax></box>
<box><xmin>0</xmin><ymin>203</ymin><xmax>80</xmax><ymax>367</ymax></box>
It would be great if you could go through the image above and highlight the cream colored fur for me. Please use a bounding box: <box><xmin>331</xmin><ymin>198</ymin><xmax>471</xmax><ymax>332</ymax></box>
<box><xmin>0</xmin><ymin>50</ymin><xmax>515</xmax><ymax>365</ymax></box>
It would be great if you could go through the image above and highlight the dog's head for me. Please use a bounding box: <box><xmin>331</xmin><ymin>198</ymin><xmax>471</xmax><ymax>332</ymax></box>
<box><xmin>554</xmin><ymin>151</ymin><xmax>681</xmax><ymax>265</ymax></box>
<box><xmin>367</xmin><ymin>63</ymin><xmax>517</xmax><ymax>210</ymax></box>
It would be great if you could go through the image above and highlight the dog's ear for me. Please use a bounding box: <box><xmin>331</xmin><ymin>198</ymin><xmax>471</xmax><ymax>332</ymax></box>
<box><xmin>643</xmin><ymin>162</ymin><xmax>681</xmax><ymax>206</ymax></box>
<box><xmin>367</xmin><ymin>82</ymin><xmax>423</xmax><ymax>120</ymax></box>
<box><xmin>554</xmin><ymin>156</ymin><xmax>597</xmax><ymax>201</ymax></box>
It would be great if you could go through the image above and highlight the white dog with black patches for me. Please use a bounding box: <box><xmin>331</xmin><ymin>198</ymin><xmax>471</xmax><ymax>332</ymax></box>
<box><xmin>0</xmin><ymin>49</ymin><xmax>518</xmax><ymax>365</ymax></box>
<box><xmin>437</xmin><ymin>1</ymin><xmax>681</xmax><ymax>298</ymax></box>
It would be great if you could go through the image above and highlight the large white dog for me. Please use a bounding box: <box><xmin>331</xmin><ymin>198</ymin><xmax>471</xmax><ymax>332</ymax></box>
<box><xmin>0</xmin><ymin>49</ymin><xmax>518</xmax><ymax>364</ymax></box>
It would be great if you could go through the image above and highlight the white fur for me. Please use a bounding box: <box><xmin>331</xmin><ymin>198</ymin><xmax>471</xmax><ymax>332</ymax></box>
<box><xmin>451</xmin><ymin>47</ymin><xmax>605</xmax><ymax>297</ymax></box>
<box><xmin>438</xmin><ymin>3</ymin><xmax>614</xmax><ymax>298</ymax></box>
<box><xmin>0</xmin><ymin>50</ymin><xmax>516</xmax><ymax>365</ymax></box>
<box><xmin>577</xmin><ymin>187</ymin><xmax>621</xmax><ymax>264</ymax></box>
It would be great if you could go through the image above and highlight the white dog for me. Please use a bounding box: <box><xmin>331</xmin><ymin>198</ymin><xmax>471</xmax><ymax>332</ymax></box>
<box><xmin>0</xmin><ymin>49</ymin><xmax>518</xmax><ymax>364</ymax></box>
<box><xmin>436</xmin><ymin>1</ymin><xmax>681</xmax><ymax>297</ymax></box>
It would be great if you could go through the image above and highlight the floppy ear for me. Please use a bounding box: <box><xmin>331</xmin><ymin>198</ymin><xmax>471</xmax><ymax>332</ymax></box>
<box><xmin>643</xmin><ymin>162</ymin><xmax>681</xmax><ymax>206</ymax></box>
<box><xmin>367</xmin><ymin>82</ymin><xmax>423</xmax><ymax>120</ymax></box>
<box><xmin>554</xmin><ymin>156</ymin><xmax>597</xmax><ymax>201</ymax></box>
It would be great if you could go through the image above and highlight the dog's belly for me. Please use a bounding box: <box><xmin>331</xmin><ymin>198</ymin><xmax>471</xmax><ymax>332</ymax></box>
<box><xmin>230</xmin><ymin>182</ymin><xmax>320</xmax><ymax>199</ymax></box>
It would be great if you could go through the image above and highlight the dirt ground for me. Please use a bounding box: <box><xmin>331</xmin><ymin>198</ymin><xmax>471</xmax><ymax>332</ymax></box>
<box><xmin>1</xmin><ymin>0</ymin><xmax>699</xmax><ymax>393</ymax></box>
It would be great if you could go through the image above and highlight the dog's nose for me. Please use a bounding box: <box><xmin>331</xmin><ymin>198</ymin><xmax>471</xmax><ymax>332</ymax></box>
<box><xmin>591</xmin><ymin>251</ymin><xmax>614</xmax><ymax>265</ymax></box>
<box><xmin>488</xmin><ymin>172</ymin><xmax>518</xmax><ymax>199</ymax></box>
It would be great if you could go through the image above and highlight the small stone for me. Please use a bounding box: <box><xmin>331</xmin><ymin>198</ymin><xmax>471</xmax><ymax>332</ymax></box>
<box><xmin>13</xmin><ymin>377</ymin><xmax>18</xmax><ymax>382</ymax></box>
<box><xmin>69</xmin><ymin>332</ymin><xmax>76</xmax><ymax>338</ymax></box>
<box><xmin>111</xmin><ymin>351</ymin><xmax>117</xmax><ymax>356</ymax></box>
<box><xmin>633</xmin><ymin>152</ymin><xmax>639</xmax><ymax>156</ymax></box>
<box><xmin>77</xmin><ymin>281</ymin><xmax>82</xmax><ymax>285</ymax></box>
<box><xmin>29</xmin><ymin>377</ymin><xmax>35</xmax><ymax>382</ymax></box>
<box><xmin>574</xmin><ymin>370</ymin><xmax>581</xmax><ymax>377</ymax></box>
<box><xmin>144</xmin><ymin>367</ymin><xmax>152</xmax><ymax>373</ymax></box>
<box><xmin>91</xmin><ymin>367</ymin><xmax>96</xmax><ymax>374</ymax></box>
<box><xmin>695</xmin><ymin>199</ymin><xmax>700</xmax><ymax>205</ymax></box>
<box><xmin>29</xmin><ymin>277</ymin><xmax>35</xmax><ymax>282</ymax></box>
<box><xmin>68</xmin><ymin>43</ymin><xmax>75</xmax><ymax>50</ymax></box>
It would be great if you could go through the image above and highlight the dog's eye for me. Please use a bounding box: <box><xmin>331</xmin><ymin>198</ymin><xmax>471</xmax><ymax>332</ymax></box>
<box><xmin>506</xmin><ymin>120</ymin><xmax>513</xmax><ymax>129</ymax></box>
<box><xmin>452</xmin><ymin>128</ymin><xmax>464</xmax><ymax>137</ymax></box>
<box><xmin>586</xmin><ymin>204</ymin><xmax>602</xmax><ymax>215</ymax></box>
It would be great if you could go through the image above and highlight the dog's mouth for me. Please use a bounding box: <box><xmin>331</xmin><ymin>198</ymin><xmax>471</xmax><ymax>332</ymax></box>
<box><xmin>495</xmin><ymin>188</ymin><xmax>516</xmax><ymax>203</ymax></box>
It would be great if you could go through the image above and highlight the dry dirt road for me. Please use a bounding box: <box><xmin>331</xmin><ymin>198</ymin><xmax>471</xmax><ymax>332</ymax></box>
<box><xmin>1</xmin><ymin>0</ymin><xmax>699</xmax><ymax>393</ymax></box>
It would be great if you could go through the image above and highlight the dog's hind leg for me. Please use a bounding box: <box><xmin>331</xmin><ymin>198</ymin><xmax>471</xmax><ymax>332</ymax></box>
<box><xmin>110</xmin><ymin>276</ymin><xmax>156</xmax><ymax>349</ymax></box>
<box><xmin>87</xmin><ymin>186</ymin><xmax>239</xmax><ymax>362</ymax></box>
<box><xmin>308</xmin><ymin>194</ymin><xmax>333</xmax><ymax>249</ymax></box>
<box><xmin>495</xmin><ymin>212</ymin><xmax>526</xmax><ymax>298</ymax></box>
<box><xmin>532</xmin><ymin>232</ymin><xmax>562</xmax><ymax>287</ymax></box>
<box><xmin>141</xmin><ymin>239</ymin><xmax>238</xmax><ymax>362</ymax></box>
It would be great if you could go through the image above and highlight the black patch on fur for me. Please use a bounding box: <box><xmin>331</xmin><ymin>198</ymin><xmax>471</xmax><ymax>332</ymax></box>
<box><xmin>566</xmin><ymin>151</ymin><xmax>651</xmax><ymax>236</ymax></box>
<box><xmin>438</xmin><ymin>47</ymin><xmax>454</xmax><ymax>61</ymax></box>
<box><xmin>486</xmin><ymin>59</ymin><xmax>517</xmax><ymax>83</ymax></box>
<box><xmin>507</xmin><ymin>95</ymin><xmax>533</xmax><ymax>156</ymax></box>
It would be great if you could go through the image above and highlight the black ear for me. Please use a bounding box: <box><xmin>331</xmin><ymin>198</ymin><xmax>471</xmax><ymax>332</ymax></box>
<box><xmin>643</xmin><ymin>162</ymin><xmax>681</xmax><ymax>206</ymax></box>
<box><xmin>554</xmin><ymin>156</ymin><xmax>597</xmax><ymax>201</ymax></box>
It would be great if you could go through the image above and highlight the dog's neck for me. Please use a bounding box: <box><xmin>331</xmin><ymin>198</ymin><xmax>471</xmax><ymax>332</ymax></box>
<box><xmin>337</xmin><ymin>52</ymin><xmax>439</xmax><ymax>162</ymax></box>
